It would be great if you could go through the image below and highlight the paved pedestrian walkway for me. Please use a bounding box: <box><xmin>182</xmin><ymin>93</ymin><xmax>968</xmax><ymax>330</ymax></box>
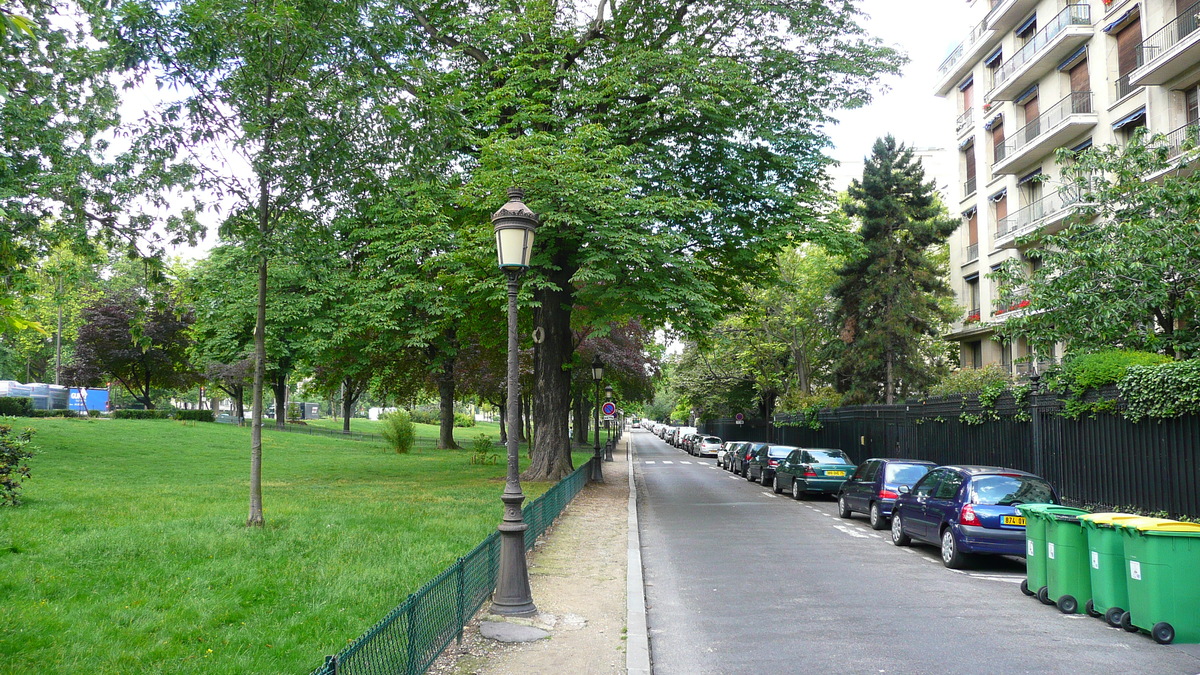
<box><xmin>430</xmin><ymin>434</ymin><xmax>648</xmax><ymax>674</ymax></box>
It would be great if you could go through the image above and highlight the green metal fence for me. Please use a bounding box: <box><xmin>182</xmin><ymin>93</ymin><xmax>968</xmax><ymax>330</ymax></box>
<box><xmin>308</xmin><ymin>457</ymin><xmax>596</xmax><ymax>675</ymax></box>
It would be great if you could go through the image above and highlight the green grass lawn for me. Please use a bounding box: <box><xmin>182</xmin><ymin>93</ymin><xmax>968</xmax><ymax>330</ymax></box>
<box><xmin>0</xmin><ymin>418</ymin><xmax>590</xmax><ymax>674</ymax></box>
<box><xmin>302</xmin><ymin>416</ymin><xmax>504</xmax><ymax>445</ymax></box>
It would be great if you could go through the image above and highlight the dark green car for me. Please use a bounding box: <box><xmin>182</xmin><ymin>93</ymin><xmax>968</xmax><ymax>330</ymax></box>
<box><xmin>774</xmin><ymin>448</ymin><xmax>856</xmax><ymax>499</ymax></box>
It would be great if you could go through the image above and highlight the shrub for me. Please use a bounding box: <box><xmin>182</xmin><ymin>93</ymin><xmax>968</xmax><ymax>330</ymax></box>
<box><xmin>1053</xmin><ymin>350</ymin><xmax>1172</xmax><ymax>419</ymax></box>
<box><xmin>453</xmin><ymin>412</ymin><xmax>475</xmax><ymax>428</ymax></box>
<box><xmin>407</xmin><ymin>407</ymin><xmax>439</xmax><ymax>425</ymax></box>
<box><xmin>776</xmin><ymin>388</ymin><xmax>843</xmax><ymax>430</ymax></box>
<box><xmin>175</xmin><ymin>409</ymin><xmax>215</xmax><ymax>422</ymax></box>
<box><xmin>381</xmin><ymin>409</ymin><xmax>416</xmax><ymax>453</ymax></box>
<box><xmin>30</xmin><ymin>410</ymin><xmax>79</xmax><ymax>418</ymax></box>
<box><xmin>469</xmin><ymin>433</ymin><xmax>498</xmax><ymax>464</ymax></box>
<box><xmin>113</xmin><ymin>409</ymin><xmax>172</xmax><ymax>420</ymax></box>
<box><xmin>87</xmin><ymin>410</ymin><xmax>101</xmax><ymax>418</ymax></box>
<box><xmin>926</xmin><ymin>364</ymin><xmax>1012</xmax><ymax>397</ymax></box>
<box><xmin>1119</xmin><ymin>359</ymin><xmax>1200</xmax><ymax>422</ymax></box>
<box><xmin>0</xmin><ymin>397</ymin><xmax>33</xmax><ymax>417</ymax></box>
<box><xmin>0</xmin><ymin>423</ymin><xmax>35</xmax><ymax>506</ymax></box>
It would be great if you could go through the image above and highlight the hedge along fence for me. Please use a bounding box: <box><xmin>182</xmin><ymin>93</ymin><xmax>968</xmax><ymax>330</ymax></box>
<box><xmin>701</xmin><ymin>384</ymin><xmax>1200</xmax><ymax>519</ymax></box>
<box><xmin>308</xmin><ymin>457</ymin><xmax>596</xmax><ymax>675</ymax></box>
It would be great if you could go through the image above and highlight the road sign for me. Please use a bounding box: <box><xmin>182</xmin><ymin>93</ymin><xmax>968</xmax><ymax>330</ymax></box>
<box><xmin>602</xmin><ymin>402</ymin><xmax>617</xmax><ymax>416</ymax></box>
<box><xmin>734</xmin><ymin>412</ymin><xmax>744</xmax><ymax>421</ymax></box>
<box><xmin>604</xmin><ymin>414</ymin><xmax>615</xmax><ymax>421</ymax></box>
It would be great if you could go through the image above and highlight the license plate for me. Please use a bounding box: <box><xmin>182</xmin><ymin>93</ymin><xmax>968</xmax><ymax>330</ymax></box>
<box><xmin>1002</xmin><ymin>516</ymin><xmax>1026</xmax><ymax>526</ymax></box>
<box><xmin>825</xmin><ymin>470</ymin><xmax>846</xmax><ymax>477</ymax></box>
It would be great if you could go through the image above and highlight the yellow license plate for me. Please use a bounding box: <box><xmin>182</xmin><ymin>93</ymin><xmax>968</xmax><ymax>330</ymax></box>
<box><xmin>1002</xmin><ymin>516</ymin><xmax>1026</xmax><ymax>526</ymax></box>
<box><xmin>825</xmin><ymin>470</ymin><xmax>846</xmax><ymax>477</ymax></box>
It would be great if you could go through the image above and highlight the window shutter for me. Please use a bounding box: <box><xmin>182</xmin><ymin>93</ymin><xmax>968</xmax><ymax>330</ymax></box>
<box><xmin>968</xmin><ymin>211</ymin><xmax>978</xmax><ymax>245</ymax></box>
<box><xmin>962</xmin><ymin>82</ymin><xmax>974</xmax><ymax>110</ymax></box>
<box><xmin>965</xmin><ymin>145</ymin><xmax>976</xmax><ymax>181</ymax></box>
<box><xmin>1116</xmin><ymin>21</ymin><xmax>1141</xmax><ymax>76</ymax></box>
<box><xmin>992</xmin><ymin>121</ymin><xmax>1005</xmax><ymax>151</ymax></box>
<box><xmin>1070</xmin><ymin>59</ymin><xmax>1089</xmax><ymax>92</ymax></box>
<box><xmin>995</xmin><ymin>194</ymin><xmax>1008</xmax><ymax>221</ymax></box>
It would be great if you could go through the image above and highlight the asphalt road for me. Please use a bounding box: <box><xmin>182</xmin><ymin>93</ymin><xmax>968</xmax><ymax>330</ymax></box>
<box><xmin>632</xmin><ymin>428</ymin><xmax>1200</xmax><ymax>675</ymax></box>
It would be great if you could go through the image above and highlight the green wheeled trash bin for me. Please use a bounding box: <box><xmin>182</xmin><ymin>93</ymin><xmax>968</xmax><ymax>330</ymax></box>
<box><xmin>1117</xmin><ymin>520</ymin><xmax>1200</xmax><ymax>644</ymax></box>
<box><xmin>1079</xmin><ymin>514</ymin><xmax>1161</xmax><ymax>626</ymax></box>
<box><xmin>1016</xmin><ymin>504</ymin><xmax>1057</xmax><ymax>602</ymax></box>
<box><xmin>1039</xmin><ymin>505</ymin><xmax>1093</xmax><ymax>614</ymax></box>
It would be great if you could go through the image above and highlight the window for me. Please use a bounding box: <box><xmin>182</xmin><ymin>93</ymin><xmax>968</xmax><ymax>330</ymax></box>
<box><xmin>1115</xmin><ymin>19</ymin><xmax>1141</xmax><ymax>79</ymax></box>
<box><xmin>994</xmin><ymin>191</ymin><xmax>1008</xmax><ymax>237</ymax></box>
<box><xmin>961</xmin><ymin>79</ymin><xmax>974</xmax><ymax>114</ymax></box>
<box><xmin>963</xmin><ymin>142</ymin><xmax>977</xmax><ymax>195</ymax></box>
<box><xmin>885</xmin><ymin>463</ymin><xmax>932</xmax><ymax>486</ymax></box>
<box><xmin>967</xmin><ymin>340</ymin><xmax>983</xmax><ymax>369</ymax></box>
<box><xmin>985</xmin><ymin>48</ymin><xmax>1003</xmax><ymax>89</ymax></box>
<box><xmin>933</xmin><ymin>471</ymin><xmax>965</xmax><ymax>500</ymax></box>
<box><xmin>1016</xmin><ymin>14</ymin><xmax>1037</xmax><ymax>44</ymax></box>
<box><xmin>1018</xmin><ymin>170</ymin><xmax>1043</xmax><ymax>207</ymax></box>
<box><xmin>991</xmin><ymin>120</ymin><xmax>1005</xmax><ymax>162</ymax></box>
<box><xmin>964</xmin><ymin>274</ymin><xmax>980</xmax><ymax>318</ymax></box>
<box><xmin>966</xmin><ymin>209</ymin><xmax>978</xmax><ymax>260</ymax></box>
<box><xmin>863</xmin><ymin>460</ymin><xmax>882</xmax><ymax>482</ymax></box>
<box><xmin>1187</xmin><ymin>86</ymin><xmax>1199</xmax><ymax>126</ymax></box>
<box><xmin>1069</xmin><ymin>58</ymin><xmax>1089</xmax><ymax>94</ymax></box>
<box><xmin>913</xmin><ymin>470</ymin><xmax>944</xmax><ymax>497</ymax></box>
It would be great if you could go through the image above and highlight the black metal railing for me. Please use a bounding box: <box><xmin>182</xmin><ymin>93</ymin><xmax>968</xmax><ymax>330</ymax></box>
<box><xmin>308</xmin><ymin>457</ymin><xmax>596</xmax><ymax>675</ymax></box>
<box><xmin>1114</xmin><ymin>74</ymin><xmax>1139</xmax><ymax>100</ymax></box>
<box><xmin>988</xmin><ymin>5</ymin><xmax>1091</xmax><ymax>98</ymax></box>
<box><xmin>1150</xmin><ymin>121</ymin><xmax>1200</xmax><ymax>161</ymax></box>
<box><xmin>963</xmin><ymin>176</ymin><xmax>977</xmax><ymax>197</ymax></box>
<box><xmin>995</xmin><ymin>91</ymin><xmax>1093</xmax><ymax>163</ymax></box>
<box><xmin>1136</xmin><ymin>0</ymin><xmax>1200</xmax><ymax>69</ymax></box>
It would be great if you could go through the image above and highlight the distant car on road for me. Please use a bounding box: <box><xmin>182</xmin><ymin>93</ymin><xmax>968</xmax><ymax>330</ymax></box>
<box><xmin>837</xmin><ymin>458</ymin><xmax>937</xmax><ymax>529</ymax></box>
<box><xmin>696</xmin><ymin>436</ymin><xmax>722</xmax><ymax>457</ymax></box>
<box><xmin>890</xmin><ymin>465</ymin><xmax>1059</xmax><ymax>569</ymax></box>
<box><xmin>717</xmin><ymin>441</ymin><xmax>745</xmax><ymax>468</ymax></box>
<box><xmin>775</xmin><ymin>448</ymin><xmax>856</xmax><ymax>499</ymax></box>
<box><xmin>747</xmin><ymin>444</ymin><xmax>797</xmax><ymax>488</ymax></box>
<box><xmin>730</xmin><ymin>442</ymin><xmax>765</xmax><ymax>476</ymax></box>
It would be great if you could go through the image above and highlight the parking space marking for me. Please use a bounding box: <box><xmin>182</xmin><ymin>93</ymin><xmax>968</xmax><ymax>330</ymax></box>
<box><xmin>662</xmin><ymin>461</ymin><xmax>674</xmax><ymax>464</ymax></box>
<box><xmin>760</xmin><ymin>493</ymin><xmax>778</xmax><ymax>499</ymax></box>
<box><xmin>833</xmin><ymin>525</ymin><xmax>872</xmax><ymax>539</ymax></box>
<box><xmin>644</xmin><ymin>461</ymin><xmax>656</xmax><ymax>464</ymax></box>
<box><xmin>680</xmin><ymin>461</ymin><xmax>692</xmax><ymax>464</ymax></box>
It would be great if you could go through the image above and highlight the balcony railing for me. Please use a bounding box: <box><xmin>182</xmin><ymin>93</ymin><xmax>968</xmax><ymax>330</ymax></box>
<box><xmin>1136</xmin><ymin>0</ymin><xmax>1200</xmax><ymax>69</ymax></box>
<box><xmin>963</xmin><ymin>176</ymin><xmax>977</xmax><ymax>197</ymax></box>
<box><xmin>938</xmin><ymin>19</ymin><xmax>991</xmax><ymax>80</ymax></box>
<box><xmin>995</xmin><ymin>188</ymin><xmax>1082</xmax><ymax>240</ymax></box>
<box><xmin>987</xmin><ymin>5</ymin><xmax>1091</xmax><ymax>99</ymax></box>
<box><xmin>1150</xmin><ymin>122</ymin><xmax>1200</xmax><ymax>162</ymax></box>
<box><xmin>1115</xmin><ymin>74</ymin><xmax>1139</xmax><ymax>100</ymax></box>
<box><xmin>994</xmin><ymin>91</ymin><xmax>1093</xmax><ymax>163</ymax></box>
<box><xmin>957</xmin><ymin>108</ymin><xmax>974</xmax><ymax>135</ymax></box>
<box><xmin>965</xmin><ymin>243</ymin><xmax>979</xmax><ymax>262</ymax></box>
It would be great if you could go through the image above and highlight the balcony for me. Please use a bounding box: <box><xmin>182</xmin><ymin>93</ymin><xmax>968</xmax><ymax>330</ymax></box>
<box><xmin>993</xmin><ymin>188</ymin><xmax>1083</xmax><ymax>249</ymax></box>
<box><xmin>993</xmin><ymin>91</ymin><xmax>1097</xmax><ymax>175</ymax></box>
<box><xmin>957</xmin><ymin>108</ymin><xmax>975</xmax><ymax>137</ymax></box>
<box><xmin>985</xmin><ymin>0</ymin><xmax>1041</xmax><ymax>34</ymax></box>
<box><xmin>1145</xmin><ymin>122</ymin><xmax>1200</xmax><ymax>182</ymax></box>
<box><xmin>985</xmin><ymin>5</ymin><xmax>1092</xmax><ymax>102</ymax></box>
<box><xmin>964</xmin><ymin>243</ymin><xmax>979</xmax><ymax>262</ymax></box>
<box><xmin>934</xmin><ymin>19</ymin><xmax>996</xmax><ymax>97</ymax></box>
<box><xmin>1114</xmin><ymin>74</ymin><xmax>1142</xmax><ymax>101</ymax></box>
<box><xmin>1131</xmin><ymin>0</ymin><xmax>1200</xmax><ymax>86</ymax></box>
<box><xmin>963</xmin><ymin>176</ymin><xmax>978</xmax><ymax>198</ymax></box>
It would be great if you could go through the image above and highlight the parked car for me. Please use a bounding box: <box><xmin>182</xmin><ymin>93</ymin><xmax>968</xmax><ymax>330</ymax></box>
<box><xmin>685</xmin><ymin>433</ymin><xmax>703</xmax><ymax>454</ymax></box>
<box><xmin>716</xmin><ymin>442</ymin><xmax>738</xmax><ymax>468</ymax></box>
<box><xmin>747</xmin><ymin>444</ymin><xmax>797</xmax><ymax>487</ymax></box>
<box><xmin>890</xmin><ymin>465</ymin><xmax>1059</xmax><ymax>568</ymax></box>
<box><xmin>836</xmin><ymin>458</ymin><xmax>937</xmax><ymax>529</ymax></box>
<box><xmin>775</xmin><ymin>448</ymin><xmax>856</xmax><ymax>498</ymax></box>
<box><xmin>730</xmin><ymin>442</ymin><xmax>765</xmax><ymax>476</ymax></box>
<box><xmin>696</xmin><ymin>436</ymin><xmax>722</xmax><ymax>457</ymax></box>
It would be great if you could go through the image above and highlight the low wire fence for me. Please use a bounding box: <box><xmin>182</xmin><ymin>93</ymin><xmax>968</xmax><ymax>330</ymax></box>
<box><xmin>308</xmin><ymin>457</ymin><xmax>596</xmax><ymax>675</ymax></box>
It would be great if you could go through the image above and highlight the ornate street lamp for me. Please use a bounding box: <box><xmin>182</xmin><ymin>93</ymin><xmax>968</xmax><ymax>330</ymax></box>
<box><xmin>490</xmin><ymin>188</ymin><xmax>538</xmax><ymax>617</ymax></box>
<box><xmin>591</xmin><ymin>355</ymin><xmax>605</xmax><ymax>483</ymax></box>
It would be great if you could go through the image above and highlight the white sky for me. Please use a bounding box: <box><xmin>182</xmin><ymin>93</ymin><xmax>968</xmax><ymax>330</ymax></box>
<box><xmin>827</xmin><ymin>0</ymin><xmax>976</xmax><ymax>192</ymax></box>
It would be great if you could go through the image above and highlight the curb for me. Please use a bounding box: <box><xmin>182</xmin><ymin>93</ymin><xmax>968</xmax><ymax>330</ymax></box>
<box><xmin>626</xmin><ymin>432</ymin><xmax>651</xmax><ymax>675</ymax></box>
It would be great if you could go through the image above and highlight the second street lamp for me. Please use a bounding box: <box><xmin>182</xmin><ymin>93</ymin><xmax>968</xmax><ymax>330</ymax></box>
<box><xmin>489</xmin><ymin>187</ymin><xmax>537</xmax><ymax>617</ymax></box>
<box><xmin>591</xmin><ymin>355</ymin><xmax>604</xmax><ymax>483</ymax></box>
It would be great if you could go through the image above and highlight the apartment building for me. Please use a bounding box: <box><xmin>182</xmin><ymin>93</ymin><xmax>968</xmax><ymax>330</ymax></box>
<box><xmin>938</xmin><ymin>0</ymin><xmax>1200</xmax><ymax>373</ymax></box>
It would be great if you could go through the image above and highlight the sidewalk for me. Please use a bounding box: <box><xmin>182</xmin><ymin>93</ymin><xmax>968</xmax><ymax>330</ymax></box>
<box><xmin>430</xmin><ymin>434</ymin><xmax>648</xmax><ymax>675</ymax></box>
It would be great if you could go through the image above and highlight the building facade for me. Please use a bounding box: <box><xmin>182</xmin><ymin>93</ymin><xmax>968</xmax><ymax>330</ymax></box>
<box><xmin>938</xmin><ymin>0</ymin><xmax>1198</xmax><ymax>372</ymax></box>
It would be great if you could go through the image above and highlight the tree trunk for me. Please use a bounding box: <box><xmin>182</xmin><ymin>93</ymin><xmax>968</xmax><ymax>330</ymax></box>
<box><xmin>525</xmin><ymin>264</ymin><xmax>576</xmax><ymax>481</ymax></box>
<box><xmin>272</xmin><ymin>374</ymin><xmax>287</xmax><ymax>429</ymax></box>
<box><xmin>572</xmin><ymin>387</ymin><xmax>587</xmax><ymax>446</ymax></box>
<box><xmin>342</xmin><ymin>378</ymin><xmax>354</xmax><ymax>433</ymax></box>
<box><xmin>248</xmin><ymin>248</ymin><xmax>267</xmax><ymax>528</ymax></box>
<box><xmin>498</xmin><ymin>393</ymin><xmax>508</xmax><ymax>444</ymax></box>
<box><xmin>437</xmin><ymin>356</ymin><xmax>459</xmax><ymax>449</ymax></box>
<box><xmin>885</xmin><ymin>348</ymin><xmax>895</xmax><ymax>405</ymax></box>
<box><xmin>234</xmin><ymin>385</ymin><xmax>245</xmax><ymax>423</ymax></box>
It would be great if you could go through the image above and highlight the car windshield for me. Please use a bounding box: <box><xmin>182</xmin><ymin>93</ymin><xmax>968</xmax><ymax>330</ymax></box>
<box><xmin>768</xmin><ymin>447</ymin><xmax>794</xmax><ymax>458</ymax></box>
<box><xmin>970</xmin><ymin>475</ymin><xmax>1056</xmax><ymax>506</ymax></box>
<box><xmin>807</xmin><ymin>450</ymin><xmax>850</xmax><ymax>464</ymax></box>
<box><xmin>885</xmin><ymin>463</ymin><xmax>933</xmax><ymax>485</ymax></box>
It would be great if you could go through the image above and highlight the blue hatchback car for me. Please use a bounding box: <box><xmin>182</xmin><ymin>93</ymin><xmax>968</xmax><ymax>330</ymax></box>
<box><xmin>890</xmin><ymin>465</ymin><xmax>1059</xmax><ymax>568</ymax></box>
<box><xmin>837</xmin><ymin>458</ymin><xmax>937</xmax><ymax>530</ymax></box>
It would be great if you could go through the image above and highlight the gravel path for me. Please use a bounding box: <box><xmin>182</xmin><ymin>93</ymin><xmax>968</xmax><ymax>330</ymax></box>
<box><xmin>430</xmin><ymin>439</ymin><xmax>634</xmax><ymax>675</ymax></box>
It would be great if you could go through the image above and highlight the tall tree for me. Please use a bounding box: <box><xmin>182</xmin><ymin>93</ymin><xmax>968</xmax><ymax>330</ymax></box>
<box><xmin>834</xmin><ymin>135</ymin><xmax>956</xmax><ymax>404</ymax></box>
<box><xmin>993</xmin><ymin>134</ymin><xmax>1200</xmax><ymax>358</ymax></box>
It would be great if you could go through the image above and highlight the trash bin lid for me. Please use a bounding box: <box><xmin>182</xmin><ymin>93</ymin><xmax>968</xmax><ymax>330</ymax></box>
<box><xmin>1113</xmin><ymin>517</ymin><xmax>1176</xmax><ymax>532</ymax></box>
<box><xmin>1138</xmin><ymin>521</ymin><xmax>1200</xmax><ymax>536</ymax></box>
<box><xmin>1079</xmin><ymin>513</ymin><xmax>1142</xmax><ymax>528</ymax></box>
<box><xmin>1033</xmin><ymin>505</ymin><xmax>1090</xmax><ymax>522</ymax></box>
<box><xmin>1015</xmin><ymin>503</ymin><xmax>1058</xmax><ymax>517</ymax></box>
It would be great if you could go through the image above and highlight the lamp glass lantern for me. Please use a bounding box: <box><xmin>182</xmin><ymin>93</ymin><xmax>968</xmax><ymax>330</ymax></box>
<box><xmin>605</xmin><ymin>384</ymin><xmax>614</xmax><ymax>400</ymax></box>
<box><xmin>493</xmin><ymin>188</ymin><xmax>538</xmax><ymax>270</ymax></box>
<box><xmin>591</xmin><ymin>356</ymin><xmax>604</xmax><ymax>382</ymax></box>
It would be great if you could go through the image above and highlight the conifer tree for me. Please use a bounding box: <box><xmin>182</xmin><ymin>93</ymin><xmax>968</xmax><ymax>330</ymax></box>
<box><xmin>834</xmin><ymin>136</ymin><xmax>957</xmax><ymax>404</ymax></box>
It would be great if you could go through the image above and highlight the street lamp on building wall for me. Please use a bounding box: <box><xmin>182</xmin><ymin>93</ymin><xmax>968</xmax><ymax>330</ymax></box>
<box><xmin>489</xmin><ymin>188</ymin><xmax>537</xmax><ymax>617</ymax></box>
<box><xmin>591</xmin><ymin>355</ymin><xmax>605</xmax><ymax>483</ymax></box>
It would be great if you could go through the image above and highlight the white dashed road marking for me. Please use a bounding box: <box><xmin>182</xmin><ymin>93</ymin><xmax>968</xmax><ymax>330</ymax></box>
<box><xmin>680</xmin><ymin>461</ymin><xmax>692</xmax><ymax>465</ymax></box>
<box><xmin>662</xmin><ymin>461</ymin><xmax>674</xmax><ymax>464</ymax></box>
<box><xmin>645</xmin><ymin>461</ymin><xmax>655</xmax><ymax>464</ymax></box>
<box><xmin>833</xmin><ymin>525</ymin><xmax>872</xmax><ymax>539</ymax></box>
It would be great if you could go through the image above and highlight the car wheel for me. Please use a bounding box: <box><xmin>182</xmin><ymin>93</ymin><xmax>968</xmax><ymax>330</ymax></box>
<box><xmin>772</xmin><ymin>476</ymin><xmax>784</xmax><ymax>494</ymax></box>
<box><xmin>1153</xmin><ymin>622</ymin><xmax>1175</xmax><ymax>645</ymax></box>
<box><xmin>1085</xmin><ymin>599</ymin><xmax>1101</xmax><ymax>618</ymax></box>
<box><xmin>1104</xmin><ymin>607</ymin><xmax>1124</xmax><ymax>627</ymax></box>
<box><xmin>1057</xmin><ymin>595</ymin><xmax>1078</xmax><ymax>615</ymax></box>
<box><xmin>1020</xmin><ymin>579</ymin><xmax>1034</xmax><ymax>597</ymax></box>
<box><xmin>941</xmin><ymin>528</ymin><xmax>968</xmax><ymax>569</ymax></box>
<box><xmin>1120</xmin><ymin>611</ymin><xmax>1139</xmax><ymax>633</ymax></box>
<box><xmin>838</xmin><ymin>496</ymin><xmax>852</xmax><ymax>519</ymax></box>
<box><xmin>891</xmin><ymin>513</ymin><xmax>910</xmax><ymax>546</ymax></box>
<box><xmin>747</xmin><ymin>469</ymin><xmax>756</xmax><ymax>482</ymax></box>
<box><xmin>868</xmin><ymin>502</ymin><xmax>887</xmax><ymax>530</ymax></box>
<box><xmin>791</xmin><ymin>479</ymin><xmax>803</xmax><ymax>500</ymax></box>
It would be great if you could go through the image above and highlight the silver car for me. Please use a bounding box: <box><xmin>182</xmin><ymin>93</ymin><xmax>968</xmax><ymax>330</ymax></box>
<box><xmin>696</xmin><ymin>436</ymin><xmax>723</xmax><ymax>458</ymax></box>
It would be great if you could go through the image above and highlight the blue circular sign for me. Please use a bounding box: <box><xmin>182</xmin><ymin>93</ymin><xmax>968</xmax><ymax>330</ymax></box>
<box><xmin>602</xmin><ymin>402</ymin><xmax>617</xmax><ymax>416</ymax></box>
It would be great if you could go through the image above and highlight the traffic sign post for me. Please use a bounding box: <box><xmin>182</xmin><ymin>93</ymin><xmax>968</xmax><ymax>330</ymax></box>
<box><xmin>735</xmin><ymin>412</ymin><xmax>745</xmax><ymax>426</ymax></box>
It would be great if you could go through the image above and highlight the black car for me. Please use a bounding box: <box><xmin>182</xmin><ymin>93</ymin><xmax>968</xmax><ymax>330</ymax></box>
<box><xmin>730</xmin><ymin>442</ymin><xmax>766</xmax><ymax>476</ymax></box>
<box><xmin>837</xmin><ymin>458</ymin><xmax>937</xmax><ymax>529</ymax></box>
<box><xmin>747</xmin><ymin>444</ymin><xmax>797</xmax><ymax>488</ymax></box>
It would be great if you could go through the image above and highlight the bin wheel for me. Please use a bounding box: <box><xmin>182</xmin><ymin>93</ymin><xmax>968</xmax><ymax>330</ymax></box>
<box><xmin>1084</xmin><ymin>599</ymin><xmax>1101</xmax><ymax>618</ymax></box>
<box><xmin>1036</xmin><ymin>586</ymin><xmax>1054</xmax><ymax>606</ymax></box>
<box><xmin>1152</xmin><ymin>622</ymin><xmax>1175</xmax><ymax>645</ymax></box>
<box><xmin>1120</xmin><ymin>611</ymin><xmax>1139</xmax><ymax>633</ymax></box>
<box><xmin>1104</xmin><ymin>607</ymin><xmax>1125</xmax><ymax>627</ymax></box>
<box><xmin>1057</xmin><ymin>595</ymin><xmax>1078</xmax><ymax>614</ymax></box>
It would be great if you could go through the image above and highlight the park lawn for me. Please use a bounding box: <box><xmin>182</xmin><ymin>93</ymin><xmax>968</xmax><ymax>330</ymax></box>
<box><xmin>0</xmin><ymin>418</ymin><xmax>590</xmax><ymax>674</ymax></box>
<box><xmin>303</xmin><ymin>416</ymin><xmax>504</xmax><ymax>444</ymax></box>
